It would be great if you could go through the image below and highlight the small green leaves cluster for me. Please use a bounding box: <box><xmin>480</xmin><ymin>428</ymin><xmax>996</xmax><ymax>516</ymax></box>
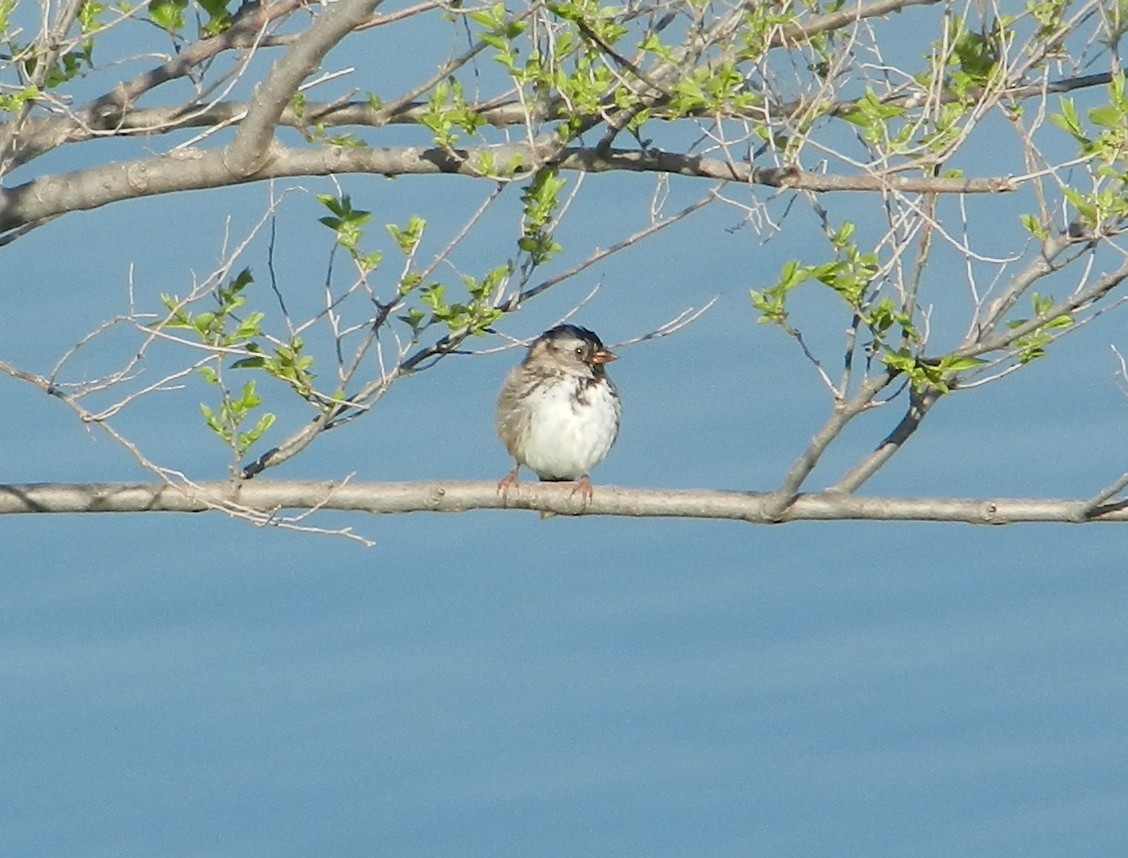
<box><xmin>418</xmin><ymin>267</ymin><xmax>506</xmax><ymax>335</ymax></box>
<box><xmin>1050</xmin><ymin>73</ymin><xmax>1128</xmax><ymax>234</ymax></box>
<box><xmin>467</xmin><ymin>2</ymin><xmax>528</xmax><ymax>74</ymax></box>
<box><xmin>1028</xmin><ymin>0</ymin><xmax>1069</xmax><ymax>38</ymax></box>
<box><xmin>196</xmin><ymin>0</ymin><xmax>234</xmax><ymax>35</ymax></box>
<box><xmin>751</xmin><ymin>223</ymin><xmax>880</xmax><ymax>322</ymax></box>
<box><xmin>18</xmin><ymin>38</ymin><xmax>95</xmax><ymax>90</ymax></box>
<box><xmin>148</xmin><ymin>0</ymin><xmax>231</xmax><ymax>35</ymax></box>
<box><xmin>871</xmin><ymin>18</ymin><xmax>1006</xmax><ymax>156</ymax></box>
<box><xmin>1019</xmin><ymin>212</ymin><xmax>1050</xmax><ymax>240</ymax></box>
<box><xmin>391</xmin><ymin>217</ymin><xmax>506</xmax><ymax>337</ymax></box>
<box><xmin>419</xmin><ymin>78</ymin><xmax>484</xmax><ymax>149</ymax></box>
<box><xmin>842</xmin><ymin>88</ymin><xmax>908</xmax><ymax>147</ymax></box>
<box><xmin>161</xmin><ymin>268</ymin><xmax>264</xmax><ymax>348</ymax></box>
<box><xmin>864</xmin><ymin>296</ymin><xmax>918</xmax><ymax>344</ymax></box>
<box><xmin>466</xmin><ymin>147</ymin><xmax>526</xmax><ymax>179</ymax></box>
<box><xmin>3</xmin><ymin>0</ymin><xmax>102</xmax><ymax>90</ymax></box>
<box><xmin>548</xmin><ymin>0</ymin><xmax>627</xmax><ymax>44</ymax></box>
<box><xmin>664</xmin><ymin>61</ymin><xmax>758</xmax><ymax>118</ymax></box>
<box><xmin>0</xmin><ymin>0</ymin><xmax>14</xmax><ymax>33</ymax></box>
<box><xmin>808</xmin><ymin>222</ymin><xmax>880</xmax><ymax>308</ymax></box>
<box><xmin>881</xmin><ymin>350</ymin><xmax>985</xmax><ymax>394</ymax></box>
<box><xmin>550</xmin><ymin>46</ymin><xmax>617</xmax><ymax>135</ymax></box>
<box><xmin>0</xmin><ymin>85</ymin><xmax>39</xmax><ymax>113</ymax></box>
<box><xmin>1027</xmin><ymin>0</ymin><xmax>1069</xmax><ymax>39</ymax></box>
<box><xmin>1051</xmin><ymin>73</ymin><xmax>1128</xmax><ymax>159</ymax></box>
<box><xmin>317</xmin><ymin>200</ymin><xmax>506</xmax><ymax>338</ymax></box>
<box><xmin>199</xmin><ymin>381</ymin><xmax>275</xmax><ymax>459</ymax></box>
<box><xmin>79</xmin><ymin>0</ymin><xmax>106</xmax><ymax>34</ymax></box>
<box><xmin>750</xmin><ymin>259</ymin><xmax>806</xmax><ymax>326</ymax></box>
<box><xmin>386</xmin><ymin>214</ymin><xmax>425</xmax><ymax>258</ymax></box>
<box><xmin>459</xmin><ymin>0</ymin><xmax>799</xmax><ymax>145</ymax></box>
<box><xmin>160</xmin><ymin>269</ymin><xmax>277</xmax><ymax>460</ymax></box>
<box><xmin>519</xmin><ymin>169</ymin><xmax>565</xmax><ymax>265</ymax></box>
<box><xmin>736</xmin><ymin>5</ymin><xmax>801</xmax><ymax>62</ymax></box>
<box><xmin>19</xmin><ymin>0</ymin><xmax>105</xmax><ymax>89</ymax></box>
<box><xmin>317</xmin><ymin>194</ymin><xmax>383</xmax><ymax>273</ymax></box>
<box><xmin>467</xmin><ymin>0</ymin><xmax>625</xmax><ymax>138</ymax></box>
<box><xmin>232</xmin><ymin>339</ymin><xmax>316</xmax><ymax>398</ymax></box>
<box><xmin>750</xmin><ymin>221</ymin><xmax>997</xmax><ymax>394</ymax></box>
<box><xmin>944</xmin><ymin>17</ymin><xmax>1003</xmax><ymax>101</ymax></box>
<box><xmin>1005</xmin><ymin>292</ymin><xmax>1073</xmax><ymax>364</ymax></box>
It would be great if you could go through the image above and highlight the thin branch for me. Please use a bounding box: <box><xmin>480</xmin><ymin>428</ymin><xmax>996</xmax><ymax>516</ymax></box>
<box><xmin>613</xmin><ymin>297</ymin><xmax>720</xmax><ymax>348</ymax></box>
<box><xmin>518</xmin><ymin>191</ymin><xmax>714</xmax><ymax>303</ymax></box>
<box><xmin>961</xmin><ymin>255</ymin><xmax>1128</xmax><ymax>358</ymax></box>
<box><xmin>776</xmin><ymin>0</ymin><xmax>940</xmax><ymax>46</ymax></box>
<box><xmin>1084</xmin><ymin>472</ymin><xmax>1128</xmax><ymax>513</ymax></box>
<box><xmin>91</xmin><ymin>63</ymin><xmax>1126</xmax><ymax>142</ymax></box>
<box><xmin>552</xmin><ymin>148</ymin><xmax>1017</xmax><ymax>193</ymax></box>
<box><xmin>831</xmin><ymin>387</ymin><xmax>940</xmax><ymax>492</ymax></box>
<box><xmin>971</xmin><ymin>232</ymin><xmax>1075</xmax><ymax>340</ymax></box>
<box><xmin>764</xmin><ymin>370</ymin><xmax>897</xmax><ymax>518</ymax></box>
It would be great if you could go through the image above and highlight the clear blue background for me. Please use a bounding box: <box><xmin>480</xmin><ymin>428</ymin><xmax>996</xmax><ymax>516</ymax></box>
<box><xmin>3</xmin><ymin>1</ymin><xmax>1128</xmax><ymax>854</ymax></box>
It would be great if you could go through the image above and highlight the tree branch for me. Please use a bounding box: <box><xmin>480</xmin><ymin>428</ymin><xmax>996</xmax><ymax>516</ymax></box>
<box><xmin>0</xmin><ymin>143</ymin><xmax>1016</xmax><ymax>237</ymax></box>
<box><xmin>831</xmin><ymin>388</ymin><xmax>940</xmax><ymax>492</ymax></box>
<box><xmin>776</xmin><ymin>0</ymin><xmax>940</xmax><ymax>46</ymax></box>
<box><xmin>226</xmin><ymin>0</ymin><xmax>383</xmax><ymax>175</ymax></box>
<box><xmin>763</xmin><ymin>371</ymin><xmax>896</xmax><ymax>518</ymax></box>
<box><xmin>1</xmin><ymin>480</ymin><xmax>1126</xmax><ymax>524</ymax></box>
<box><xmin>7</xmin><ymin>1</ymin><xmax>307</xmax><ymax>171</ymax></box>
<box><xmin>35</xmin><ymin>64</ymin><xmax>1124</xmax><ymax>157</ymax></box>
<box><xmin>961</xmin><ymin>255</ymin><xmax>1128</xmax><ymax>358</ymax></box>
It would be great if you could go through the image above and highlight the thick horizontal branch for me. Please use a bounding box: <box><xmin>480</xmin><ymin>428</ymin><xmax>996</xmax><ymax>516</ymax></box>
<box><xmin>0</xmin><ymin>142</ymin><xmax>1014</xmax><ymax>234</ymax></box>
<box><xmin>1</xmin><ymin>480</ymin><xmax>1125</xmax><ymax>524</ymax></box>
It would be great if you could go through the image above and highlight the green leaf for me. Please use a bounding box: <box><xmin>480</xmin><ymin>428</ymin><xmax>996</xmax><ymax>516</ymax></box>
<box><xmin>199</xmin><ymin>403</ymin><xmax>222</xmax><ymax>434</ymax></box>
<box><xmin>1089</xmin><ymin>105</ymin><xmax>1122</xmax><ymax>128</ymax></box>
<box><xmin>149</xmin><ymin>0</ymin><xmax>187</xmax><ymax>31</ymax></box>
<box><xmin>1019</xmin><ymin>213</ymin><xmax>1048</xmax><ymax>239</ymax></box>
<box><xmin>387</xmin><ymin>215</ymin><xmax>426</xmax><ymax>255</ymax></box>
<box><xmin>939</xmin><ymin>355</ymin><xmax>987</xmax><ymax>372</ymax></box>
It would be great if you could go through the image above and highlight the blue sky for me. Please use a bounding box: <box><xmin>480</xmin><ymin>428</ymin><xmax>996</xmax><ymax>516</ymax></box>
<box><xmin>3</xmin><ymin>1</ymin><xmax>1128</xmax><ymax>854</ymax></box>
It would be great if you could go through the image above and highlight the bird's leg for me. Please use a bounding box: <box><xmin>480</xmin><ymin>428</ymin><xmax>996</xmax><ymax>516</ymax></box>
<box><xmin>497</xmin><ymin>465</ymin><xmax>520</xmax><ymax>501</ymax></box>
<box><xmin>568</xmin><ymin>475</ymin><xmax>593</xmax><ymax>510</ymax></box>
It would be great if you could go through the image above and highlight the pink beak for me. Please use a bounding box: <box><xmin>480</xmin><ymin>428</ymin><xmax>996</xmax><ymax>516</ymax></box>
<box><xmin>592</xmin><ymin>348</ymin><xmax>618</xmax><ymax>365</ymax></box>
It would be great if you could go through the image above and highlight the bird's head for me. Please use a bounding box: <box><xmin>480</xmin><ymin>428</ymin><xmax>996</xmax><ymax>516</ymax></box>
<box><xmin>527</xmin><ymin>324</ymin><xmax>617</xmax><ymax>376</ymax></box>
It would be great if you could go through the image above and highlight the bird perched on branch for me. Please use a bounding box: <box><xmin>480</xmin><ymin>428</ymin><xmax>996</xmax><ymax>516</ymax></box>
<box><xmin>496</xmin><ymin>324</ymin><xmax>621</xmax><ymax>510</ymax></box>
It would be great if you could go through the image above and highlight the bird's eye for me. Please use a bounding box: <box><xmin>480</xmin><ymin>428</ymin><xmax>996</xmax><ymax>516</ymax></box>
<box><xmin>574</xmin><ymin>347</ymin><xmax>584</xmax><ymax>357</ymax></box>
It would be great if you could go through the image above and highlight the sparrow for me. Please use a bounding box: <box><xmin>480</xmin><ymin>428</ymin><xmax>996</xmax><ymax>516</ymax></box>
<box><xmin>496</xmin><ymin>324</ymin><xmax>621</xmax><ymax>510</ymax></box>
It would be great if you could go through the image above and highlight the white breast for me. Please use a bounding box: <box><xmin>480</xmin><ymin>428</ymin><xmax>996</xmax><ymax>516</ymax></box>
<box><xmin>518</xmin><ymin>378</ymin><xmax>620</xmax><ymax>480</ymax></box>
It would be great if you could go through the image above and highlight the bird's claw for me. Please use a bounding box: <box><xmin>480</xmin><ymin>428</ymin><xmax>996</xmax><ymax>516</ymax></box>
<box><xmin>568</xmin><ymin>475</ymin><xmax>593</xmax><ymax>510</ymax></box>
<box><xmin>497</xmin><ymin>467</ymin><xmax>519</xmax><ymax>503</ymax></box>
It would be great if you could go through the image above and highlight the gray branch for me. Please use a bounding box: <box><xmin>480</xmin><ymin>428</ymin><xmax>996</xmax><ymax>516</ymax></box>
<box><xmin>762</xmin><ymin>371</ymin><xmax>896</xmax><ymax>518</ymax></box>
<box><xmin>1</xmin><ymin>480</ymin><xmax>1125</xmax><ymax>523</ymax></box>
<box><xmin>227</xmin><ymin>0</ymin><xmax>383</xmax><ymax>175</ymax></box>
<box><xmin>0</xmin><ymin>143</ymin><xmax>1015</xmax><ymax>237</ymax></box>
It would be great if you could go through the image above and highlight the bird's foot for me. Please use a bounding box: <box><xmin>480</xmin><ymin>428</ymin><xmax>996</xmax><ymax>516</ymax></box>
<box><xmin>497</xmin><ymin>467</ymin><xmax>520</xmax><ymax>503</ymax></box>
<box><xmin>568</xmin><ymin>475</ymin><xmax>593</xmax><ymax>510</ymax></box>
